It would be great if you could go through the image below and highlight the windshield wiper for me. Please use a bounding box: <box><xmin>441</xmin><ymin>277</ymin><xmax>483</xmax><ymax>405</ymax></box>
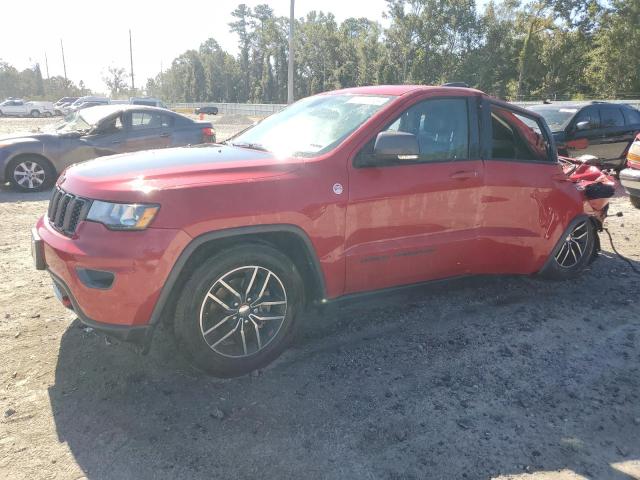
<box><xmin>230</xmin><ymin>141</ymin><xmax>269</xmax><ymax>152</ymax></box>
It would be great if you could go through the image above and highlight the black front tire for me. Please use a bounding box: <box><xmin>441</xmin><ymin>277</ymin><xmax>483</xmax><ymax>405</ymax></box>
<box><xmin>630</xmin><ymin>195</ymin><xmax>640</xmax><ymax>209</ymax></box>
<box><xmin>173</xmin><ymin>243</ymin><xmax>303</xmax><ymax>377</ymax></box>
<box><xmin>7</xmin><ymin>156</ymin><xmax>55</xmax><ymax>192</ymax></box>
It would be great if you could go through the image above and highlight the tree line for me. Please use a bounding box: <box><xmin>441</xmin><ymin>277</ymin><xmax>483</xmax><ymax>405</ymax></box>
<box><xmin>2</xmin><ymin>0</ymin><xmax>639</xmax><ymax>103</ymax></box>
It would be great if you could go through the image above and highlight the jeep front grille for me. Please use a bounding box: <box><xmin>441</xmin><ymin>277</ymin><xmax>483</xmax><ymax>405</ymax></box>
<box><xmin>47</xmin><ymin>188</ymin><xmax>92</xmax><ymax>236</ymax></box>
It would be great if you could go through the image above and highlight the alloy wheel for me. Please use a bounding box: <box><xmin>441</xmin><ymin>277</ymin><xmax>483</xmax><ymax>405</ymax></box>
<box><xmin>13</xmin><ymin>161</ymin><xmax>46</xmax><ymax>189</ymax></box>
<box><xmin>554</xmin><ymin>221</ymin><xmax>589</xmax><ymax>268</ymax></box>
<box><xmin>199</xmin><ymin>265</ymin><xmax>288</xmax><ymax>358</ymax></box>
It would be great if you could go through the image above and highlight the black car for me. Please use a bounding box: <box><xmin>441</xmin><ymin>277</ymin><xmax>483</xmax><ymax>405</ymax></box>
<box><xmin>527</xmin><ymin>102</ymin><xmax>640</xmax><ymax>170</ymax></box>
<box><xmin>1</xmin><ymin>105</ymin><xmax>215</xmax><ymax>192</ymax></box>
<box><xmin>194</xmin><ymin>106</ymin><xmax>219</xmax><ymax>115</ymax></box>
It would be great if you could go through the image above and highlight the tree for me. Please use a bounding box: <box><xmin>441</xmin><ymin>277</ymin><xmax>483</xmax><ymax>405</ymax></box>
<box><xmin>103</xmin><ymin>66</ymin><xmax>128</xmax><ymax>97</ymax></box>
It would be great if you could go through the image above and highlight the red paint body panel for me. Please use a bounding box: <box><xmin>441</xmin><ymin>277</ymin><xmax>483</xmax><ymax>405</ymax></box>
<box><xmin>36</xmin><ymin>216</ymin><xmax>191</xmax><ymax>326</ymax></box>
<box><xmin>35</xmin><ymin>86</ymin><xmax>613</xmax><ymax>330</ymax></box>
<box><xmin>345</xmin><ymin>159</ymin><xmax>484</xmax><ymax>292</ymax></box>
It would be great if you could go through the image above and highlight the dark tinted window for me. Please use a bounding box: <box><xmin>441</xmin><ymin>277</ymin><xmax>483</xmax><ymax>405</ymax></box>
<box><xmin>383</xmin><ymin>98</ymin><xmax>469</xmax><ymax>161</ymax></box>
<box><xmin>574</xmin><ymin>106</ymin><xmax>600</xmax><ymax>130</ymax></box>
<box><xmin>490</xmin><ymin>105</ymin><xmax>550</xmax><ymax>162</ymax></box>
<box><xmin>130</xmin><ymin>111</ymin><xmax>172</xmax><ymax>129</ymax></box>
<box><xmin>600</xmin><ymin>107</ymin><xmax>625</xmax><ymax>128</ymax></box>
<box><xmin>623</xmin><ymin>107</ymin><xmax>640</xmax><ymax>125</ymax></box>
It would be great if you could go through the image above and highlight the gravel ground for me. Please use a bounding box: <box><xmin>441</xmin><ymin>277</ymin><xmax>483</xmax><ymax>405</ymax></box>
<box><xmin>0</xmin><ymin>118</ymin><xmax>639</xmax><ymax>480</ymax></box>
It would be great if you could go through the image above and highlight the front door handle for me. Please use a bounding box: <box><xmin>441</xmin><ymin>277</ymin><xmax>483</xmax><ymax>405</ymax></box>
<box><xmin>112</xmin><ymin>140</ymin><xmax>122</xmax><ymax>144</ymax></box>
<box><xmin>160</xmin><ymin>133</ymin><xmax>170</xmax><ymax>138</ymax></box>
<box><xmin>449</xmin><ymin>170</ymin><xmax>479</xmax><ymax>180</ymax></box>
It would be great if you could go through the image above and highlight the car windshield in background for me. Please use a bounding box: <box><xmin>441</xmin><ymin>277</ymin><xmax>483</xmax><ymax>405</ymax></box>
<box><xmin>527</xmin><ymin>105</ymin><xmax>577</xmax><ymax>131</ymax></box>
<box><xmin>229</xmin><ymin>94</ymin><xmax>394</xmax><ymax>157</ymax></box>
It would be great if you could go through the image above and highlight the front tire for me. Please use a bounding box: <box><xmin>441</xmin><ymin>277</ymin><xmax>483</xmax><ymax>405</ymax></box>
<box><xmin>30</xmin><ymin>110</ymin><xmax>40</xmax><ymax>118</ymax></box>
<box><xmin>630</xmin><ymin>195</ymin><xmax>640</xmax><ymax>209</ymax></box>
<box><xmin>541</xmin><ymin>220</ymin><xmax>596</xmax><ymax>280</ymax></box>
<box><xmin>7</xmin><ymin>156</ymin><xmax>55</xmax><ymax>192</ymax></box>
<box><xmin>174</xmin><ymin>243</ymin><xmax>303</xmax><ymax>377</ymax></box>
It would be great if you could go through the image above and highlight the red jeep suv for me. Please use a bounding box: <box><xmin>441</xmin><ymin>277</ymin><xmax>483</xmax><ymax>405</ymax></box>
<box><xmin>32</xmin><ymin>86</ymin><xmax>614</xmax><ymax>377</ymax></box>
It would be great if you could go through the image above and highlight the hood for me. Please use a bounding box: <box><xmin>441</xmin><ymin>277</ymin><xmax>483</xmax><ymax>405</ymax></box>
<box><xmin>60</xmin><ymin>144</ymin><xmax>303</xmax><ymax>200</ymax></box>
<box><xmin>0</xmin><ymin>132</ymin><xmax>58</xmax><ymax>144</ymax></box>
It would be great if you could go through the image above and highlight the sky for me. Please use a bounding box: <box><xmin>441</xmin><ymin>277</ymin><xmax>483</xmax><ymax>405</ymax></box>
<box><xmin>0</xmin><ymin>0</ymin><xmax>392</xmax><ymax>93</ymax></box>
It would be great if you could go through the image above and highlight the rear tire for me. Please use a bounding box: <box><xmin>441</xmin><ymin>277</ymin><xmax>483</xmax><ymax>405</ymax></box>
<box><xmin>173</xmin><ymin>243</ymin><xmax>303</xmax><ymax>377</ymax></box>
<box><xmin>630</xmin><ymin>195</ymin><xmax>640</xmax><ymax>209</ymax></box>
<box><xmin>7</xmin><ymin>155</ymin><xmax>55</xmax><ymax>192</ymax></box>
<box><xmin>540</xmin><ymin>220</ymin><xmax>596</xmax><ymax>280</ymax></box>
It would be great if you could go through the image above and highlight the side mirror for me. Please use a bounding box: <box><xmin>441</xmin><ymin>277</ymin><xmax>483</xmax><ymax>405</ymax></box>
<box><xmin>373</xmin><ymin>131</ymin><xmax>420</xmax><ymax>160</ymax></box>
<box><xmin>575</xmin><ymin>120</ymin><xmax>590</xmax><ymax>131</ymax></box>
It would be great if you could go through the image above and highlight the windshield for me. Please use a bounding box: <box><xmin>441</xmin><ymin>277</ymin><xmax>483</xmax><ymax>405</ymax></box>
<box><xmin>229</xmin><ymin>94</ymin><xmax>394</xmax><ymax>157</ymax></box>
<box><xmin>55</xmin><ymin>110</ymin><xmax>96</xmax><ymax>133</ymax></box>
<box><xmin>527</xmin><ymin>106</ymin><xmax>578</xmax><ymax>131</ymax></box>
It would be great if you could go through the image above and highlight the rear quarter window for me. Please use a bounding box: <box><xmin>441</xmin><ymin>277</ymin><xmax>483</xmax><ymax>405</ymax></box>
<box><xmin>623</xmin><ymin>107</ymin><xmax>640</xmax><ymax>125</ymax></box>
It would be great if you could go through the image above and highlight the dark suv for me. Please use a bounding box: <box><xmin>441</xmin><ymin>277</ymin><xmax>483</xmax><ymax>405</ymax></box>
<box><xmin>528</xmin><ymin>102</ymin><xmax>640</xmax><ymax>170</ymax></box>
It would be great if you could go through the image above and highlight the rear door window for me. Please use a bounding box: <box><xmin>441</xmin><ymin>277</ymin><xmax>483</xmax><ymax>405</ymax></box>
<box><xmin>600</xmin><ymin>106</ymin><xmax>625</xmax><ymax>128</ymax></box>
<box><xmin>130</xmin><ymin>111</ymin><xmax>173</xmax><ymax>129</ymax></box>
<box><xmin>622</xmin><ymin>107</ymin><xmax>640</xmax><ymax>126</ymax></box>
<box><xmin>489</xmin><ymin>105</ymin><xmax>551</xmax><ymax>162</ymax></box>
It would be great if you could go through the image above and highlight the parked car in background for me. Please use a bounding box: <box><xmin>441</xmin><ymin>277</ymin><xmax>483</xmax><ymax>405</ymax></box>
<box><xmin>55</xmin><ymin>97</ymin><xmax>79</xmax><ymax>108</ymax></box>
<box><xmin>72</xmin><ymin>101</ymin><xmax>110</xmax><ymax>112</ymax></box>
<box><xmin>54</xmin><ymin>97</ymin><xmax>79</xmax><ymax>115</ymax></box>
<box><xmin>195</xmin><ymin>105</ymin><xmax>218</xmax><ymax>115</ymax></box>
<box><xmin>1</xmin><ymin>104</ymin><xmax>215</xmax><ymax>191</ymax></box>
<box><xmin>620</xmin><ymin>133</ymin><xmax>640</xmax><ymax>208</ymax></box>
<box><xmin>0</xmin><ymin>99</ymin><xmax>56</xmax><ymax>117</ymax></box>
<box><xmin>527</xmin><ymin>101</ymin><xmax>640</xmax><ymax>171</ymax></box>
<box><xmin>31</xmin><ymin>85</ymin><xmax>615</xmax><ymax>377</ymax></box>
<box><xmin>131</xmin><ymin>97</ymin><xmax>168</xmax><ymax>108</ymax></box>
<box><xmin>63</xmin><ymin>96</ymin><xmax>110</xmax><ymax>115</ymax></box>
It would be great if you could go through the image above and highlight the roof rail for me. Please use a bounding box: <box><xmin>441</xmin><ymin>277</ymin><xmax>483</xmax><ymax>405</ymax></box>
<box><xmin>441</xmin><ymin>82</ymin><xmax>470</xmax><ymax>88</ymax></box>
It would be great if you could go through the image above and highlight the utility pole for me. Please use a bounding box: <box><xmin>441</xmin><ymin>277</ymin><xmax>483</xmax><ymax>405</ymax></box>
<box><xmin>129</xmin><ymin>29</ymin><xmax>135</xmax><ymax>93</ymax></box>
<box><xmin>287</xmin><ymin>0</ymin><xmax>295</xmax><ymax>104</ymax></box>
<box><xmin>44</xmin><ymin>52</ymin><xmax>50</xmax><ymax>79</ymax></box>
<box><xmin>60</xmin><ymin>39</ymin><xmax>67</xmax><ymax>82</ymax></box>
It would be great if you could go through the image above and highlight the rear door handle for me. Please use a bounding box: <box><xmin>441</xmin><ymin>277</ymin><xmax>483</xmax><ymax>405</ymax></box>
<box><xmin>449</xmin><ymin>170</ymin><xmax>479</xmax><ymax>180</ymax></box>
<box><xmin>160</xmin><ymin>133</ymin><xmax>170</xmax><ymax>138</ymax></box>
<box><xmin>111</xmin><ymin>140</ymin><xmax>122</xmax><ymax>144</ymax></box>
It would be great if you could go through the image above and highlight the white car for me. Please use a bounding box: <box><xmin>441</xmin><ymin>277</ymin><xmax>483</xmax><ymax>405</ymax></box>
<box><xmin>0</xmin><ymin>99</ymin><xmax>55</xmax><ymax>117</ymax></box>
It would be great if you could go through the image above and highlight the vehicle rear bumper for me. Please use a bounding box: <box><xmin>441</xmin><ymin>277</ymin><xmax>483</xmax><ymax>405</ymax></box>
<box><xmin>620</xmin><ymin>167</ymin><xmax>640</xmax><ymax>196</ymax></box>
<box><xmin>35</xmin><ymin>215</ymin><xmax>192</xmax><ymax>330</ymax></box>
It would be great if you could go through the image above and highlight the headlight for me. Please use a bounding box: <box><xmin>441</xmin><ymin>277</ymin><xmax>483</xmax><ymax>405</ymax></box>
<box><xmin>86</xmin><ymin>201</ymin><xmax>159</xmax><ymax>230</ymax></box>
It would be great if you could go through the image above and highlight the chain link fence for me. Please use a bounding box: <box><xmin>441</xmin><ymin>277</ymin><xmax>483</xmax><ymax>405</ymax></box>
<box><xmin>170</xmin><ymin>102</ymin><xmax>286</xmax><ymax>116</ymax></box>
<box><xmin>172</xmin><ymin>99</ymin><xmax>640</xmax><ymax>116</ymax></box>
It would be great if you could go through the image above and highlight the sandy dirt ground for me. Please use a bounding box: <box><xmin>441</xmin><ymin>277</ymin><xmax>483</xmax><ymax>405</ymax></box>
<box><xmin>0</xmin><ymin>117</ymin><xmax>639</xmax><ymax>480</ymax></box>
